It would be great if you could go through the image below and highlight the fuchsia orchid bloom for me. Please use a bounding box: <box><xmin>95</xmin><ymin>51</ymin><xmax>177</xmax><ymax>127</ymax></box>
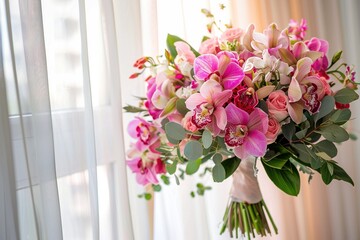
<box><xmin>185</xmin><ymin>79</ymin><xmax>232</xmax><ymax>135</ymax></box>
<box><xmin>127</xmin><ymin>117</ymin><xmax>161</xmax><ymax>152</ymax></box>
<box><xmin>127</xmin><ymin>151</ymin><xmax>165</xmax><ymax>185</ymax></box>
<box><xmin>194</xmin><ymin>51</ymin><xmax>244</xmax><ymax>90</ymax></box>
<box><xmin>224</xmin><ymin>103</ymin><xmax>268</xmax><ymax>159</ymax></box>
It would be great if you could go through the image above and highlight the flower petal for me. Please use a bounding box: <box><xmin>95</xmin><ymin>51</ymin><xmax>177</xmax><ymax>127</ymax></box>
<box><xmin>185</xmin><ymin>93</ymin><xmax>206</xmax><ymax>110</ymax></box>
<box><xmin>294</xmin><ymin>57</ymin><xmax>312</xmax><ymax>81</ymax></box>
<box><xmin>194</xmin><ymin>54</ymin><xmax>219</xmax><ymax>80</ymax></box>
<box><xmin>234</xmin><ymin>145</ymin><xmax>250</xmax><ymax>160</ymax></box>
<box><xmin>200</xmin><ymin>79</ymin><xmax>223</xmax><ymax>100</ymax></box>
<box><xmin>243</xmin><ymin>130</ymin><xmax>267</xmax><ymax>157</ymax></box>
<box><xmin>222</xmin><ymin>62</ymin><xmax>244</xmax><ymax>90</ymax></box>
<box><xmin>213</xmin><ymin>90</ymin><xmax>232</xmax><ymax>107</ymax></box>
<box><xmin>213</xmin><ymin>107</ymin><xmax>227</xmax><ymax>130</ymax></box>
<box><xmin>248</xmin><ymin>108</ymin><xmax>268</xmax><ymax>134</ymax></box>
<box><xmin>288</xmin><ymin>102</ymin><xmax>304</xmax><ymax>124</ymax></box>
<box><xmin>127</xmin><ymin>119</ymin><xmax>140</xmax><ymax>138</ymax></box>
<box><xmin>288</xmin><ymin>77</ymin><xmax>302</xmax><ymax>102</ymax></box>
<box><xmin>127</xmin><ymin>157</ymin><xmax>141</xmax><ymax>173</ymax></box>
<box><xmin>225</xmin><ymin>103</ymin><xmax>249</xmax><ymax>125</ymax></box>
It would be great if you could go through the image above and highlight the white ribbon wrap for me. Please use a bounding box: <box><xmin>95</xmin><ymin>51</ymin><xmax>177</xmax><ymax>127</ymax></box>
<box><xmin>230</xmin><ymin>158</ymin><xmax>262</xmax><ymax>204</ymax></box>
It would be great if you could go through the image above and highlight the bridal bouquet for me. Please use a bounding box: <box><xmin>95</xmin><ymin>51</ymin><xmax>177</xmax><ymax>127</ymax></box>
<box><xmin>125</xmin><ymin>16</ymin><xmax>358</xmax><ymax>239</ymax></box>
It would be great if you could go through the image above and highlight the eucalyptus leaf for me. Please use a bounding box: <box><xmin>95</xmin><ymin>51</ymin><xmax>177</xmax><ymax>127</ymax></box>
<box><xmin>262</xmin><ymin>161</ymin><xmax>300</xmax><ymax>196</ymax></box>
<box><xmin>315</xmin><ymin>152</ymin><xmax>332</xmax><ymax>161</ymax></box>
<box><xmin>212</xmin><ymin>153</ymin><xmax>223</xmax><ymax>165</ymax></box>
<box><xmin>212</xmin><ymin>164</ymin><xmax>226</xmax><ymax>182</ymax></box>
<box><xmin>315</xmin><ymin>140</ymin><xmax>337</xmax><ymax>158</ymax></box>
<box><xmin>202</xmin><ymin>130</ymin><xmax>213</xmax><ymax>149</ymax></box>
<box><xmin>291</xmin><ymin>144</ymin><xmax>311</xmax><ymax>163</ymax></box>
<box><xmin>334</xmin><ymin>88</ymin><xmax>359</xmax><ymax>104</ymax></box>
<box><xmin>166</xmin><ymin>160</ymin><xmax>177</xmax><ymax>175</ymax></box>
<box><xmin>282</xmin><ymin>121</ymin><xmax>296</xmax><ymax>141</ymax></box>
<box><xmin>165</xmin><ymin>122</ymin><xmax>186</xmax><ymax>141</ymax></box>
<box><xmin>184</xmin><ymin>141</ymin><xmax>203</xmax><ymax>161</ymax></box>
<box><xmin>314</xmin><ymin>96</ymin><xmax>335</xmax><ymax>123</ymax></box>
<box><xmin>186</xmin><ymin>158</ymin><xmax>201</xmax><ymax>175</ymax></box>
<box><xmin>318</xmin><ymin>124</ymin><xmax>349</xmax><ymax>143</ymax></box>
<box><xmin>221</xmin><ymin>156</ymin><xmax>241</xmax><ymax>179</ymax></box>
<box><xmin>329</xmin><ymin>109</ymin><xmax>351</xmax><ymax>125</ymax></box>
<box><xmin>332</xmin><ymin>164</ymin><xmax>354</xmax><ymax>186</ymax></box>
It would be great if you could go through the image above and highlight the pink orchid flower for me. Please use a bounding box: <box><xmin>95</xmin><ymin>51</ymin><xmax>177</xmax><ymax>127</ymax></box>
<box><xmin>128</xmin><ymin>117</ymin><xmax>161</xmax><ymax>152</ymax></box>
<box><xmin>194</xmin><ymin>51</ymin><xmax>244</xmax><ymax>90</ymax></box>
<box><xmin>185</xmin><ymin>79</ymin><xmax>232</xmax><ymax>135</ymax></box>
<box><xmin>224</xmin><ymin>103</ymin><xmax>268</xmax><ymax>159</ymax></box>
<box><xmin>127</xmin><ymin>151</ymin><xmax>165</xmax><ymax>185</ymax></box>
<box><xmin>288</xmin><ymin>57</ymin><xmax>326</xmax><ymax>123</ymax></box>
<box><xmin>288</xmin><ymin>19</ymin><xmax>307</xmax><ymax>41</ymax></box>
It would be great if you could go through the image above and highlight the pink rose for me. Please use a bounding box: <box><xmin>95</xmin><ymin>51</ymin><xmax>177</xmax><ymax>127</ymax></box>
<box><xmin>266</xmin><ymin>117</ymin><xmax>281</xmax><ymax>144</ymax></box>
<box><xmin>267</xmin><ymin>90</ymin><xmax>289</xmax><ymax>122</ymax></box>
<box><xmin>182</xmin><ymin>111</ymin><xmax>198</xmax><ymax>132</ymax></box>
<box><xmin>199</xmin><ymin>37</ymin><xmax>219</xmax><ymax>54</ymax></box>
<box><xmin>220</xmin><ymin>28</ymin><xmax>244</xmax><ymax>43</ymax></box>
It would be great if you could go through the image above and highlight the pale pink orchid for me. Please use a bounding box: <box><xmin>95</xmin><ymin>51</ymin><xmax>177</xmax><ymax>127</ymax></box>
<box><xmin>174</xmin><ymin>41</ymin><xmax>195</xmax><ymax>76</ymax></box>
<box><xmin>151</xmin><ymin>72</ymin><xmax>176</xmax><ymax>110</ymax></box>
<box><xmin>185</xmin><ymin>79</ymin><xmax>232</xmax><ymax>135</ymax></box>
<box><xmin>194</xmin><ymin>51</ymin><xmax>244</xmax><ymax>90</ymax></box>
<box><xmin>251</xmin><ymin>23</ymin><xmax>289</xmax><ymax>55</ymax></box>
<box><xmin>288</xmin><ymin>57</ymin><xmax>327</xmax><ymax>123</ymax></box>
<box><xmin>224</xmin><ymin>103</ymin><xmax>268</xmax><ymax>159</ymax></box>
<box><xmin>127</xmin><ymin>151</ymin><xmax>165</xmax><ymax>185</ymax></box>
<box><xmin>243</xmin><ymin>49</ymin><xmax>293</xmax><ymax>84</ymax></box>
<box><xmin>145</xmin><ymin>77</ymin><xmax>162</xmax><ymax>119</ymax></box>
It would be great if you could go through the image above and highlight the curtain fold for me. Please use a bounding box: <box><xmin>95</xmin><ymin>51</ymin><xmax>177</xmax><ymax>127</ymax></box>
<box><xmin>0</xmin><ymin>0</ymin><xmax>139</xmax><ymax>239</ymax></box>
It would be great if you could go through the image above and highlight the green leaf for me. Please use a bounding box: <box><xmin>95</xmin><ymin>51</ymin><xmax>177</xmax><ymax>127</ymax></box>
<box><xmin>184</xmin><ymin>141</ymin><xmax>203</xmax><ymax>161</ymax></box>
<box><xmin>212</xmin><ymin>153</ymin><xmax>223</xmax><ymax>165</ymax></box>
<box><xmin>329</xmin><ymin>109</ymin><xmax>351</xmax><ymax>125</ymax></box>
<box><xmin>282</xmin><ymin>121</ymin><xmax>296</xmax><ymax>141</ymax></box>
<box><xmin>332</xmin><ymin>164</ymin><xmax>354</xmax><ymax>186</ymax></box>
<box><xmin>176</xmin><ymin>98</ymin><xmax>189</xmax><ymax>116</ymax></box>
<box><xmin>334</xmin><ymin>88</ymin><xmax>359</xmax><ymax>104</ymax></box>
<box><xmin>160</xmin><ymin>175</ymin><xmax>170</xmax><ymax>185</ymax></box>
<box><xmin>152</xmin><ymin>185</ymin><xmax>162</xmax><ymax>192</ymax></box>
<box><xmin>144</xmin><ymin>193</ymin><xmax>152</xmax><ymax>200</ymax></box>
<box><xmin>166</xmin><ymin>160</ymin><xmax>177</xmax><ymax>175</ymax></box>
<box><xmin>202</xmin><ymin>130</ymin><xmax>213</xmax><ymax>149</ymax></box>
<box><xmin>315</xmin><ymin>152</ymin><xmax>332</xmax><ymax>161</ymax></box>
<box><xmin>262</xmin><ymin>161</ymin><xmax>300</xmax><ymax>196</ymax></box>
<box><xmin>123</xmin><ymin>105</ymin><xmax>147</xmax><ymax>113</ymax></box>
<box><xmin>327</xmin><ymin>162</ymin><xmax>334</xmax><ymax>175</ymax></box>
<box><xmin>290</xmin><ymin>157</ymin><xmax>314</xmax><ymax>183</ymax></box>
<box><xmin>212</xmin><ymin>164</ymin><xmax>226</xmax><ymax>182</ymax></box>
<box><xmin>221</xmin><ymin>157</ymin><xmax>241</xmax><ymax>179</ymax></box>
<box><xmin>186</xmin><ymin>158</ymin><xmax>201</xmax><ymax>175</ymax></box>
<box><xmin>318</xmin><ymin>124</ymin><xmax>349</xmax><ymax>143</ymax></box>
<box><xmin>315</xmin><ymin>140</ymin><xmax>337</xmax><ymax>158</ymax></box>
<box><xmin>166</xmin><ymin>34</ymin><xmax>200</xmax><ymax>59</ymax></box>
<box><xmin>190</xmin><ymin>191</ymin><xmax>195</xmax><ymax>198</ymax></box>
<box><xmin>160</xmin><ymin>97</ymin><xmax>178</xmax><ymax>117</ymax></box>
<box><xmin>165</xmin><ymin>122</ymin><xmax>186</xmax><ymax>141</ymax></box>
<box><xmin>314</xmin><ymin>96</ymin><xmax>335</xmax><ymax>123</ymax></box>
<box><xmin>349</xmin><ymin>133</ymin><xmax>358</xmax><ymax>140</ymax></box>
<box><xmin>262</xmin><ymin>155</ymin><xmax>290</xmax><ymax>169</ymax></box>
<box><xmin>174</xmin><ymin>175</ymin><xmax>180</xmax><ymax>185</ymax></box>
<box><xmin>257</xmin><ymin>100</ymin><xmax>268</xmax><ymax>114</ymax></box>
<box><xmin>201</xmin><ymin>36</ymin><xmax>210</xmax><ymax>42</ymax></box>
<box><xmin>291</xmin><ymin>144</ymin><xmax>311</xmax><ymax>163</ymax></box>
<box><xmin>321</xmin><ymin>163</ymin><xmax>332</xmax><ymax>184</ymax></box>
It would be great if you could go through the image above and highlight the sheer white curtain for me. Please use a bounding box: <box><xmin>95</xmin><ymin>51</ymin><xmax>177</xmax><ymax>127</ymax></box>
<box><xmin>0</xmin><ymin>0</ymin><xmax>140</xmax><ymax>239</ymax></box>
<box><xmin>136</xmin><ymin>1</ymin><xmax>360</xmax><ymax>240</ymax></box>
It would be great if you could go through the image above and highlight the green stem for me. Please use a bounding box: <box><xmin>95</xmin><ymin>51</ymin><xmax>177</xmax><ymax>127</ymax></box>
<box><xmin>262</xmin><ymin>200</ymin><xmax>278</xmax><ymax>234</ymax></box>
<box><xmin>240</xmin><ymin>203</ymin><xmax>251</xmax><ymax>240</ymax></box>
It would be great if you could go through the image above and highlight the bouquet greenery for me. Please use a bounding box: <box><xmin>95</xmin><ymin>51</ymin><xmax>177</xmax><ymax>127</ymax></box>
<box><xmin>125</xmin><ymin>12</ymin><xmax>358</xmax><ymax>239</ymax></box>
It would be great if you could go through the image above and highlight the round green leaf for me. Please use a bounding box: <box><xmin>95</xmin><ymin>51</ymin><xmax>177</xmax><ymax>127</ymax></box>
<box><xmin>166</xmin><ymin>161</ymin><xmax>177</xmax><ymax>175</ymax></box>
<box><xmin>176</xmin><ymin>98</ymin><xmax>189</xmax><ymax>116</ymax></box>
<box><xmin>186</xmin><ymin>159</ymin><xmax>201</xmax><ymax>175</ymax></box>
<box><xmin>315</xmin><ymin>140</ymin><xmax>337</xmax><ymax>158</ymax></box>
<box><xmin>329</xmin><ymin>109</ymin><xmax>351</xmax><ymax>125</ymax></box>
<box><xmin>314</xmin><ymin>96</ymin><xmax>335</xmax><ymax>123</ymax></box>
<box><xmin>184</xmin><ymin>140</ymin><xmax>203</xmax><ymax>160</ymax></box>
<box><xmin>212</xmin><ymin>153</ymin><xmax>223</xmax><ymax>165</ymax></box>
<box><xmin>334</xmin><ymin>88</ymin><xmax>359</xmax><ymax>104</ymax></box>
<box><xmin>212</xmin><ymin>164</ymin><xmax>226</xmax><ymax>182</ymax></box>
<box><xmin>319</xmin><ymin>125</ymin><xmax>349</xmax><ymax>143</ymax></box>
<box><xmin>202</xmin><ymin>130</ymin><xmax>213</xmax><ymax>149</ymax></box>
<box><xmin>165</xmin><ymin>122</ymin><xmax>186</xmax><ymax>141</ymax></box>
